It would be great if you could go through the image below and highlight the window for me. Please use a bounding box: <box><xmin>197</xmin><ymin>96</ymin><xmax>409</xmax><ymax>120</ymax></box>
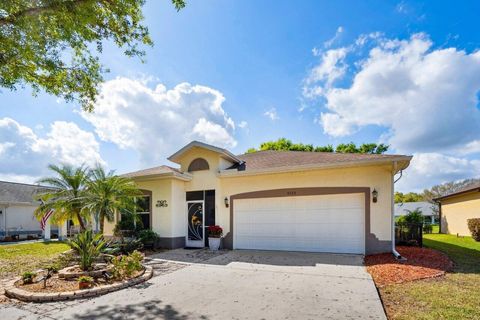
<box><xmin>136</xmin><ymin>193</ymin><xmax>151</xmax><ymax>229</ymax></box>
<box><xmin>188</xmin><ymin>158</ymin><xmax>209</xmax><ymax>172</ymax></box>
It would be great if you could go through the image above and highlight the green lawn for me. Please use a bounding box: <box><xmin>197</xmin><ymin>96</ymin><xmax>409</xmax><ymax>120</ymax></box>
<box><xmin>0</xmin><ymin>241</ymin><xmax>70</xmax><ymax>278</ymax></box>
<box><xmin>380</xmin><ymin>234</ymin><xmax>480</xmax><ymax>320</ymax></box>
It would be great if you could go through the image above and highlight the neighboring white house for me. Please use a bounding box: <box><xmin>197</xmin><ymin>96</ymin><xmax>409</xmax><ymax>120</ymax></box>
<box><xmin>0</xmin><ymin>181</ymin><xmax>58</xmax><ymax>240</ymax></box>
<box><xmin>394</xmin><ymin>201</ymin><xmax>438</xmax><ymax>224</ymax></box>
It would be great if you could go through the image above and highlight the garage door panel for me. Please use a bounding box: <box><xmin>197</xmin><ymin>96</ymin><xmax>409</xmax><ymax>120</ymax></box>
<box><xmin>234</xmin><ymin>193</ymin><xmax>365</xmax><ymax>254</ymax></box>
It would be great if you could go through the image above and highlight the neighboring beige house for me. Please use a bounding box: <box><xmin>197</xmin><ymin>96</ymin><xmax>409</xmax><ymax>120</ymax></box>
<box><xmin>435</xmin><ymin>182</ymin><xmax>480</xmax><ymax>236</ymax></box>
<box><xmin>108</xmin><ymin>141</ymin><xmax>412</xmax><ymax>254</ymax></box>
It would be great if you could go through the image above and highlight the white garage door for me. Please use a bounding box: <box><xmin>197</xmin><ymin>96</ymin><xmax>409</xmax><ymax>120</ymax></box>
<box><xmin>234</xmin><ymin>193</ymin><xmax>365</xmax><ymax>254</ymax></box>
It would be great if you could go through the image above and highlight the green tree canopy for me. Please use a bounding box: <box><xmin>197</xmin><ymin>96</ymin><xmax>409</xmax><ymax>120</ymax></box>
<box><xmin>0</xmin><ymin>0</ymin><xmax>185</xmax><ymax>112</ymax></box>
<box><xmin>247</xmin><ymin>138</ymin><xmax>389</xmax><ymax>154</ymax></box>
<box><xmin>394</xmin><ymin>191</ymin><xmax>425</xmax><ymax>203</ymax></box>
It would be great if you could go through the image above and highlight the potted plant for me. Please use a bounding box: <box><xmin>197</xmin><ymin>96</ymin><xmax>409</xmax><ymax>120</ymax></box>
<box><xmin>207</xmin><ymin>225</ymin><xmax>223</xmax><ymax>251</ymax></box>
<box><xmin>78</xmin><ymin>275</ymin><xmax>94</xmax><ymax>289</ymax></box>
<box><xmin>22</xmin><ymin>271</ymin><xmax>37</xmax><ymax>285</ymax></box>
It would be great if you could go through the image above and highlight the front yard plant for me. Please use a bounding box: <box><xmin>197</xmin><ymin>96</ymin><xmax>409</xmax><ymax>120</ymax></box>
<box><xmin>7</xmin><ymin>231</ymin><xmax>150</xmax><ymax>302</ymax></box>
<box><xmin>138</xmin><ymin>229</ymin><xmax>159</xmax><ymax>248</ymax></box>
<box><xmin>21</xmin><ymin>271</ymin><xmax>37</xmax><ymax>284</ymax></box>
<box><xmin>467</xmin><ymin>218</ymin><xmax>480</xmax><ymax>241</ymax></box>
<box><xmin>207</xmin><ymin>225</ymin><xmax>223</xmax><ymax>251</ymax></box>
<box><xmin>78</xmin><ymin>275</ymin><xmax>94</xmax><ymax>289</ymax></box>
<box><xmin>68</xmin><ymin>230</ymin><xmax>107</xmax><ymax>271</ymax></box>
<box><xmin>111</xmin><ymin>250</ymin><xmax>144</xmax><ymax>279</ymax></box>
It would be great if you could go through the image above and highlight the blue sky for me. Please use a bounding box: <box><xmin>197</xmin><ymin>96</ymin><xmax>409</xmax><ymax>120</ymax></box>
<box><xmin>2</xmin><ymin>0</ymin><xmax>480</xmax><ymax>192</ymax></box>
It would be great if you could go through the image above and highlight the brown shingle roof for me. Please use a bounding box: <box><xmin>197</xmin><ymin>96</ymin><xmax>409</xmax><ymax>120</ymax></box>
<box><xmin>236</xmin><ymin>150</ymin><xmax>410</xmax><ymax>171</ymax></box>
<box><xmin>434</xmin><ymin>181</ymin><xmax>480</xmax><ymax>201</ymax></box>
<box><xmin>122</xmin><ymin>165</ymin><xmax>181</xmax><ymax>178</ymax></box>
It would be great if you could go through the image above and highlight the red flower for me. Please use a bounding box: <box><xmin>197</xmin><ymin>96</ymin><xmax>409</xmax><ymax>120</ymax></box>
<box><xmin>207</xmin><ymin>225</ymin><xmax>223</xmax><ymax>238</ymax></box>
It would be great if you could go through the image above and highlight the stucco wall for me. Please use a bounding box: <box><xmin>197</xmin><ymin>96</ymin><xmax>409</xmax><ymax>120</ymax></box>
<box><xmin>0</xmin><ymin>205</ymin><xmax>42</xmax><ymax>235</ymax></box>
<box><xmin>104</xmin><ymin>179</ymin><xmax>174</xmax><ymax>237</ymax></box>
<box><xmin>219</xmin><ymin>165</ymin><xmax>393</xmax><ymax>243</ymax></box>
<box><xmin>441</xmin><ymin>192</ymin><xmax>480</xmax><ymax>236</ymax></box>
<box><xmin>112</xmin><ymin>151</ymin><xmax>395</xmax><ymax>253</ymax></box>
<box><xmin>171</xmin><ymin>179</ymin><xmax>186</xmax><ymax>237</ymax></box>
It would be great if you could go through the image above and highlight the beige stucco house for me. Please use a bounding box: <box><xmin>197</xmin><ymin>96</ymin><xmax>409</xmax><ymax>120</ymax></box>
<box><xmin>107</xmin><ymin>141</ymin><xmax>411</xmax><ymax>254</ymax></box>
<box><xmin>435</xmin><ymin>182</ymin><xmax>480</xmax><ymax>236</ymax></box>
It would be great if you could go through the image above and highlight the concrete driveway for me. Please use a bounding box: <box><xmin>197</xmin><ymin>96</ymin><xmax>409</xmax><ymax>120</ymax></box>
<box><xmin>1</xmin><ymin>250</ymin><xmax>386</xmax><ymax>320</ymax></box>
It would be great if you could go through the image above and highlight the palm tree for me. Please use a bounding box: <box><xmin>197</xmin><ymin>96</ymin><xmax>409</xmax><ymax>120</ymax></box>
<box><xmin>83</xmin><ymin>165</ymin><xmax>142</xmax><ymax>234</ymax></box>
<box><xmin>35</xmin><ymin>164</ymin><xmax>90</xmax><ymax>231</ymax></box>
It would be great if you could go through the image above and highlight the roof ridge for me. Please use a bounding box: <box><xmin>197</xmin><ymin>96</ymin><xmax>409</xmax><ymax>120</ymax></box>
<box><xmin>237</xmin><ymin>150</ymin><xmax>407</xmax><ymax>157</ymax></box>
<box><xmin>0</xmin><ymin>180</ymin><xmax>51</xmax><ymax>188</ymax></box>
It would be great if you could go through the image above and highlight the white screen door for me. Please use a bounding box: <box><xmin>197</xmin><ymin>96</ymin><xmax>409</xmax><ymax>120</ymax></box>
<box><xmin>186</xmin><ymin>201</ymin><xmax>205</xmax><ymax>247</ymax></box>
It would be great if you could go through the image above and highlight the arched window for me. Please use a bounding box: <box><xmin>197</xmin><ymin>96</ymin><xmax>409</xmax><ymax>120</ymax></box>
<box><xmin>188</xmin><ymin>158</ymin><xmax>210</xmax><ymax>172</ymax></box>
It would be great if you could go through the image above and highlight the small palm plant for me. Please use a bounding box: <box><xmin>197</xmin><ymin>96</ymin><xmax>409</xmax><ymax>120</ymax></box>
<box><xmin>35</xmin><ymin>164</ymin><xmax>91</xmax><ymax>230</ymax></box>
<box><xmin>83</xmin><ymin>165</ymin><xmax>142</xmax><ymax>234</ymax></box>
<box><xmin>68</xmin><ymin>230</ymin><xmax>107</xmax><ymax>271</ymax></box>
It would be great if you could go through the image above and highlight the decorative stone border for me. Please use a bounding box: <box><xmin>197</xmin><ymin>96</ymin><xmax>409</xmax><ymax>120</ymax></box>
<box><xmin>4</xmin><ymin>266</ymin><xmax>153</xmax><ymax>302</ymax></box>
<box><xmin>58</xmin><ymin>264</ymin><xmax>113</xmax><ymax>280</ymax></box>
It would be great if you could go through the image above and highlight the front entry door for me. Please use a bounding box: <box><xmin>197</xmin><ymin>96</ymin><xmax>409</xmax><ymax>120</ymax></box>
<box><xmin>186</xmin><ymin>201</ymin><xmax>204</xmax><ymax>247</ymax></box>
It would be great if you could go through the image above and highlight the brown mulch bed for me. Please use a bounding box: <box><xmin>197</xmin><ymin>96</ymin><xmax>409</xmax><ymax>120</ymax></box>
<box><xmin>365</xmin><ymin>246</ymin><xmax>454</xmax><ymax>287</ymax></box>
<box><xmin>18</xmin><ymin>276</ymin><xmax>80</xmax><ymax>293</ymax></box>
<box><xmin>16</xmin><ymin>270</ymin><xmax>143</xmax><ymax>293</ymax></box>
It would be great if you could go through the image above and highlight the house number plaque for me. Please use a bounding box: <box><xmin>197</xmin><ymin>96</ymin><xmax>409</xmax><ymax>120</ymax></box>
<box><xmin>156</xmin><ymin>200</ymin><xmax>168</xmax><ymax>207</ymax></box>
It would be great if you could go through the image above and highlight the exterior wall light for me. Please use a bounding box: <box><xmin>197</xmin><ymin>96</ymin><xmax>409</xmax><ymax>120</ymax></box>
<box><xmin>372</xmin><ymin>189</ymin><xmax>378</xmax><ymax>203</ymax></box>
<box><xmin>224</xmin><ymin>197</ymin><xmax>229</xmax><ymax>208</ymax></box>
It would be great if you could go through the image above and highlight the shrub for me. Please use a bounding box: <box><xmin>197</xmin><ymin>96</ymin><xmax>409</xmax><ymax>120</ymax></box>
<box><xmin>423</xmin><ymin>223</ymin><xmax>433</xmax><ymax>234</ymax></box>
<box><xmin>22</xmin><ymin>271</ymin><xmax>37</xmax><ymax>284</ymax></box>
<box><xmin>207</xmin><ymin>225</ymin><xmax>223</xmax><ymax>238</ymax></box>
<box><xmin>113</xmin><ymin>210</ymin><xmax>143</xmax><ymax>237</ymax></box>
<box><xmin>105</xmin><ymin>238</ymin><xmax>143</xmax><ymax>255</ymax></box>
<box><xmin>41</xmin><ymin>265</ymin><xmax>58</xmax><ymax>288</ymax></box>
<box><xmin>78</xmin><ymin>275</ymin><xmax>94</xmax><ymax>284</ymax></box>
<box><xmin>111</xmin><ymin>250</ymin><xmax>144</xmax><ymax>279</ymax></box>
<box><xmin>138</xmin><ymin>229</ymin><xmax>159</xmax><ymax>245</ymax></box>
<box><xmin>68</xmin><ymin>230</ymin><xmax>107</xmax><ymax>271</ymax></box>
<box><xmin>399</xmin><ymin>208</ymin><xmax>424</xmax><ymax>224</ymax></box>
<box><xmin>467</xmin><ymin>218</ymin><xmax>480</xmax><ymax>241</ymax></box>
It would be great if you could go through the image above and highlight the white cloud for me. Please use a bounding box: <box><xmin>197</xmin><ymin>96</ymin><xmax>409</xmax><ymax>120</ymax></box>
<box><xmin>303</xmin><ymin>48</ymin><xmax>348</xmax><ymax>98</ymax></box>
<box><xmin>322</xmin><ymin>26</ymin><xmax>344</xmax><ymax>49</ymax></box>
<box><xmin>238</xmin><ymin>121</ymin><xmax>248</xmax><ymax>129</ymax></box>
<box><xmin>192</xmin><ymin>118</ymin><xmax>237</xmax><ymax>147</ymax></box>
<box><xmin>397</xmin><ymin>153</ymin><xmax>480</xmax><ymax>192</ymax></box>
<box><xmin>263</xmin><ymin>107</ymin><xmax>279</xmax><ymax>121</ymax></box>
<box><xmin>304</xmin><ymin>33</ymin><xmax>480</xmax><ymax>154</ymax></box>
<box><xmin>0</xmin><ymin>118</ymin><xmax>104</xmax><ymax>183</ymax></box>
<box><xmin>457</xmin><ymin>140</ymin><xmax>480</xmax><ymax>155</ymax></box>
<box><xmin>81</xmin><ymin>77</ymin><xmax>237</xmax><ymax>165</ymax></box>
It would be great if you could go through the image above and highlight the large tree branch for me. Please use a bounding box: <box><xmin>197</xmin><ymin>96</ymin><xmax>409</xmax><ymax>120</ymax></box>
<box><xmin>0</xmin><ymin>0</ymin><xmax>92</xmax><ymax>26</ymax></box>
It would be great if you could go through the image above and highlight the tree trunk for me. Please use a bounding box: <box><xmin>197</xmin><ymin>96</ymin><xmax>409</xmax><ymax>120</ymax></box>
<box><xmin>76</xmin><ymin>212</ymin><xmax>86</xmax><ymax>231</ymax></box>
<box><xmin>99</xmin><ymin>212</ymin><xmax>105</xmax><ymax>234</ymax></box>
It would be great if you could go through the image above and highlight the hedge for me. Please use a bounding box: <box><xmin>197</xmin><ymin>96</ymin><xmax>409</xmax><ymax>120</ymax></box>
<box><xmin>467</xmin><ymin>218</ymin><xmax>480</xmax><ymax>241</ymax></box>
